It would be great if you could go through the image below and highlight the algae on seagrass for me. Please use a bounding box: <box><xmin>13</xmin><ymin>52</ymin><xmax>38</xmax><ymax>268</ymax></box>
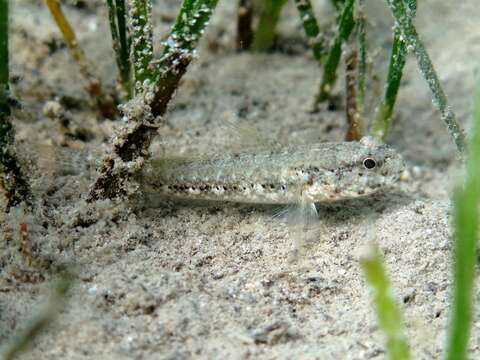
<box><xmin>293</xmin><ymin>0</ymin><xmax>326</xmax><ymax>62</ymax></box>
<box><xmin>129</xmin><ymin>0</ymin><xmax>154</xmax><ymax>95</ymax></box>
<box><xmin>87</xmin><ymin>0</ymin><xmax>219</xmax><ymax>202</ymax></box>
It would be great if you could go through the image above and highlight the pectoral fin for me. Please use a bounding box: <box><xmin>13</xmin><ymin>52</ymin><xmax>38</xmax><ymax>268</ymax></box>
<box><xmin>287</xmin><ymin>196</ymin><xmax>320</xmax><ymax>263</ymax></box>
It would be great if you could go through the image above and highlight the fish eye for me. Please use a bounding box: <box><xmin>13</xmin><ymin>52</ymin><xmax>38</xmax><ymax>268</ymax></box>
<box><xmin>363</xmin><ymin>158</ymin><xmax>376</xmax><ymax>169</ymax></box>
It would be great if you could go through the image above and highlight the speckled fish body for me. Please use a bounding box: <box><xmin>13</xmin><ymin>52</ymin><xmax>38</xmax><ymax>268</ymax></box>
<box><xmin>140</xmin><ymin>137</ymin><xmax>404</xmax><ymax>205</ymax></box>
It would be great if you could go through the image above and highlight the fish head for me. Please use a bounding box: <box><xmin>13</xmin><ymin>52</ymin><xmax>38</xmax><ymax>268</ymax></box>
<box><xmin>306</xmin><ymin>136</ymin><xmax>404</xmax><ymax>201</ymax></box>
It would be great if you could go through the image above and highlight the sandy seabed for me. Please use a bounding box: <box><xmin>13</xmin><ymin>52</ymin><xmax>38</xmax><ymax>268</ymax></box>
<box><xmin>1</xmin><ymin>1</ymin><xmax>480</xmax><ymax>359</ymax></box>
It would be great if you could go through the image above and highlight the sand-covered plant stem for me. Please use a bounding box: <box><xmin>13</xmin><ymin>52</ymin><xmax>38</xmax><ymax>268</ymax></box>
<box><xmin>45</xmin><ymin>0</ymin><xmax>116</xmax><ymax>119</ymax></box>
<box><xmin>129</xmin><ymin>0</ymin><xmax>154</xmax><ymax>95</ymax></box>
<box><xmin>315</xmin><ymin>0</ymin><xmax>355</xmax><ymax>104</ymax></box>
<box><xmin>345</xmin><ymin>49</ymin><xmax>362</xmax><ymax>141</ymax></box>
<box><xmin>344</xmin><ymin>0</ymin><xmax>366</xmax><ymax>141</ymax></box>
<box><xmin>371</xmin><ymin>0</ymin><xmax>416</xmax><ymax>140</ymax></box>
<box><xmin>236</xmin><ymin>0</ymin><xmax>254</xmax><ymax>51</ymax></box>
<box><xmin>444</xmin><ymin>84</ymin><xmax>480</xmax><ymax>360</ymax></box>
<box><xmin>361</xmin><ymin>244</ymin><xmax>411</xmax><ymax>360</ymax></box>
<box><xmin>106</xmin><ymin>0</ymin><xmax>132</xmax><ymax>98</ymax></box>
<box><xmin>0</xmin><ymin>0</ymin><xmax>31</xmax><ymax>210</ymax></box>
<box><xmin>384</xmin><ymin>0</ymin><xmax>466</xmax><ymax>153</ymax></box>
<box><xmin>88</xmin><ymin>0</ymin><xmax>219</xmax><ymax>202</ymax></box>
<box><xmin>149</xmin><ymin>0</ymin><xmax>219</xmax><ymax>117</ymax></box>
<box><xmin>293</xmin><ymin>0</ymin><xmax>325</xmax><ymax>62</ymax></box>
<box><xmin>251</xmin><ymin>0</ymin><xmax>288</xmax><ymax>51</ymax></box>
